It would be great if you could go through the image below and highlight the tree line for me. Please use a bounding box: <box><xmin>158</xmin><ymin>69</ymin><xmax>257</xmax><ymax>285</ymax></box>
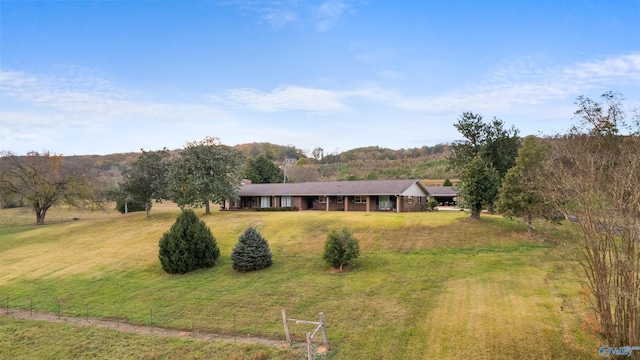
<box><xmin>449</xmin><ymin>91</ymin><xmax>640</xmax><ymax>348</ymax></box>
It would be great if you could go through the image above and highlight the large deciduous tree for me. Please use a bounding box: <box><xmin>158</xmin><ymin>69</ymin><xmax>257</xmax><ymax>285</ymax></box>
<box><xmin>542</xmin><ymin>92</ymin><xmax>640</xmax><ymax>347</ymax></box>
<box><xmin>496</xmin><ymin>135</ymin><xmax>550</xmax><ymax>235</ymax></box>
<box><xmin>168</xmin><ymin>137</ymin><xmax>245</xmax><ymax>214</ymax></box>
<box><xmin>120</xmin><ymin>148</ymin><xmax>171</xmax><ymax>218</ymax></box>
<box><xmin>244</xmin><ymin>154</ymin><xmax>284</xmax><ymax>184</ymax></box>
<box><xmin>458</xmin><ymin>155</ymin><xmax>500</xmax><ymax>220</ymax></box>
<box><xmin>449</xmin><ymin>112</ymin><xmax>520</xmax><ymax>218</ymax></box>
<box><xmin>0</xmin><ymin>151</ymin><xmax>96</xmax><ymax>225</ymax></box>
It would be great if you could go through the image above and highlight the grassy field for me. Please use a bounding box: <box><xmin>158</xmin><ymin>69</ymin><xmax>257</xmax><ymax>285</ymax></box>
<box><xmin>0</xmin><ymin>205</ymin><xmax>599</xmax><ymax>359</ymax></box>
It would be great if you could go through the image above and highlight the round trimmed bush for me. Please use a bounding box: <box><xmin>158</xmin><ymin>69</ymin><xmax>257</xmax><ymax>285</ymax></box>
<box><xmin>158</xmin><ymin>209</ymin><xmax>220</xmax><ymax>274</ymax></box>
<box><xmin>323</xmin><ymin>227</ymin><xmax>360</xmax><ymax>271</ymax></box>
<box><xmin>231</xmin><ymin>227</ymin><xmax>273</xmax><ymax>272</ymax></box>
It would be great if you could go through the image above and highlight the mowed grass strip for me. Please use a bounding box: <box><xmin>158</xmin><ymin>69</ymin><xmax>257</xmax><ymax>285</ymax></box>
<box><xmin>0</xmin><ymin>207</ymin><xmax>599</xmax><ymax>359</ymax></box>
<box><xmin>0</xmin><ymin>317</ymin><xmax>299</xmax><ymax>360</ymax></box>
<box><xmin>423</xmin><ymin>263</ymin><xmax>597</xmax><ymax>359</ymax></box>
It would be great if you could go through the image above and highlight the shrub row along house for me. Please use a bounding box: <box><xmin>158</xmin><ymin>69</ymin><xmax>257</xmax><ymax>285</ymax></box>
<box><xmin>225</xmin><ymin>179</ymin><xmax>458</xmax><ymax>212</ymax></box>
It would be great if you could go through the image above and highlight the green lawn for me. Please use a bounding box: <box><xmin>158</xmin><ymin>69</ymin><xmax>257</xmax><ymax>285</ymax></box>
<box><xmin>0</xmin><ymin>206</ymin><xmax>599</xmax><ymax>359</ymax></box>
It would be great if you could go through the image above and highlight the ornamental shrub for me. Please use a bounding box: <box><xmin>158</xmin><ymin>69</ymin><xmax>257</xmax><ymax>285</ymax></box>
<box><xmin>322</xmin><ymin>227</ymin><xmax>360</xmax><ymax>271</ymax></box>
<box><xmin>231</xmin><ymin>227</ymin><xmax>273</xmax><ymax>272</ymax></box>
<box><xmin>158</xmin><ymin>209</ymin><xmax>220</xmax><ymax>274</ymax></box>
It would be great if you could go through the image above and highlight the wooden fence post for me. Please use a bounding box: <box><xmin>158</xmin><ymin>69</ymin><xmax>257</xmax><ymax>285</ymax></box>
<box><xmin>306</xmin><ymin>332</ymin><xmax>313</xmax><ymax>360</ymax></box>
<box><xmin>282</xmin><ymin>309</ymin><xmax>291</xmax><ymax>345</ymax></box>
<box><xmin>319</xmin><ymin>312</ymin><xmax>330</xmax><ymax>350</ymax></box>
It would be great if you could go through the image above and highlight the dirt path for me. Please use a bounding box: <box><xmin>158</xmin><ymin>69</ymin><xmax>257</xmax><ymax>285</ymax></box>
<box><xmin>3</xmin><ymin>308</ymin><xmax>289</xmax><ymax>348</ymax></box>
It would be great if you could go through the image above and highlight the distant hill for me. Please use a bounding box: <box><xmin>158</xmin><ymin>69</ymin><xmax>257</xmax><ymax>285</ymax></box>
<box><xmin>56</xmin><ymin>143</ymin><xmax>454</xmax><ymax>189</ymax></box>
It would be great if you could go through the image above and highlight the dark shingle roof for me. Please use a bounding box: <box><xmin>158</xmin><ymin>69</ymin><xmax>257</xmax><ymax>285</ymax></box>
<box><xmin>424</xmin><ymin>186</ymin><xmax>458</xmax><ymax>197</ymax></box>
<box><xmin>236</xmin><ymin>179</ymin><xmax>426</xmax><ymax>197</ymax></box>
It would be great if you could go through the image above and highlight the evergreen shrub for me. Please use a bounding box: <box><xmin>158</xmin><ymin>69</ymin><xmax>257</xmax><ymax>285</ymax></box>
<box><xmin>323</xmin><ymin>227</ymin><xmax>360</xmax><ymax>271</ymax></box>
<box><xmin>231</xmin><ymin>227</ymin><xmax>273</xmax><ymax>272</ymax></box>
<box><xmin>158</xmin><ymin>209</ymin><xmax>220</xmax><ymax>274</ymax></box>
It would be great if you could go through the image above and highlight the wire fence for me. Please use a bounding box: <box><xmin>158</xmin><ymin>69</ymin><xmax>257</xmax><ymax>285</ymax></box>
<box><xmin>0</xmin><ymin>293</ymin><xmax>320</xmax><ymax>346</ymax></box>
<box><xmin>2</xmin><ymin>294</ymin><xmax>252</xmax><ymax>336</ymax></box>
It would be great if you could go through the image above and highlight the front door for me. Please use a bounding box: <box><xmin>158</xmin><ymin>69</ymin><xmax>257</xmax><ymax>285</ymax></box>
<box><xmin>379</xmin><ymin>195</ymin><xmax>391</xmax><ymax>210</ymax></box>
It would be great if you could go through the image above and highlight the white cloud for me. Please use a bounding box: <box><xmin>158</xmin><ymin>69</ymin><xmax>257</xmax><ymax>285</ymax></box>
<box><xmin>315</xmin><ymin>0</ymin><xmax>348</xmax><ymax>32</ymax></box>
<box><xmin>220</xmin><ymin>53</ymin><xmax>640</xmax><ymax>117</ymax></box>
<box><xmin>0</xmin><ymin>69</ymin><xmax>230</xmax><ymax>120</ymax></box>
<box><xmin>226</xmin><ymin>85</ymin><xmax>351</xmax><ymax>113</ymax></box>
<box><xmin>262</xmin><ymin>7</ymin><xmax>298</xmax><ymax>27</ymax></box>
<box><xmin>389</xmin><ymin>53</ymin><xmax>640</xmax><ymax>113</ymax></box>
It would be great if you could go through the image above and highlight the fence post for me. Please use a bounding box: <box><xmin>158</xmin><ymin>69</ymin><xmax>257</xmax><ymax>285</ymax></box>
<box><xmin>319</xmin><ymin>312</ymin><xmax>330</xmax><ymax>350</ymax></box>
<box><xmin>282</xmin><ymin>309</ymin><xmax>291</xmax><ymax>345</ymax></box>
<box><xmin>306</xmin><ymin>332</ymin><xmax>313</xmax><ymax>360</ymax></box>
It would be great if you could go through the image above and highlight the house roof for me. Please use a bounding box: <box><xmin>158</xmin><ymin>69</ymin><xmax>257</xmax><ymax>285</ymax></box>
<box><xmin>425</xmin><ymin>186</ymin><xmax>458</xmax><ymax>196</ymax></box>
<box><xmin>424</xmin><ymin>186</ymin><xmax>458</xmax><ymax>197</ymax></box>
<box><xmin>236</xmin><ymin>179</ymin><xmax>430</xmax><ymax>197</ymax></box>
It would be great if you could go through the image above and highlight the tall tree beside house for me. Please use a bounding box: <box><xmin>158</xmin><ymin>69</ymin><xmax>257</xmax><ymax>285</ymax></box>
<box><xmin>458</xmin><ymin>155</ymin><xmax>500</xmax><ymax>220</ymax></box>
<box><xmin>496</xmin><ymin>135</ymin><xmax>550</xmax><ymax>235</ymax></box>
<box><xmin>244</xmin><ymin>154</ymin><xmax>284</xmax><ymax>184</ymax></box>
<box><xmin>0</xmin><ymin>151</ymin><xmax>97</xmax><ymax>225</ymax></box>
<box><xmin>168</xmin><ymin>137</ymin><xmax>245</xmax><ymax>214</ymax></box>
<box><xmin>120</xmin><ymin>148</ymin><xmax>171</xmax><ymax>218</ymax></box>
<box><xmin>231</xmin><ymin>227</ymin><xmax>273</xmax><ymax>272</ymax></box>
<box><xmin>540</xmin><ymin>92</ymin><xmax>640</xmax><ymax>347</ymax></box>
<box><xmin>158</xmin><ymin>209</ymin><xmax>220</xmax><ymax>274</ymax></box>
<box><xmin>449</xmin><ymin>112</ymin><xmax>520</xmax><ymax>217</ymax></box>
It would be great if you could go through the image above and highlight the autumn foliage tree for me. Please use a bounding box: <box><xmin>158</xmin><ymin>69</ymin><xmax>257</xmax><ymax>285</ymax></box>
<box><xmin>0</xmin><ymin>151</ymin><xmax>96</xmax><ymax>225</ymax></box>
<box><xmin>542</xmin><ymin>92</ymin><xmax>640</xmax><ymax>347</ymax></box>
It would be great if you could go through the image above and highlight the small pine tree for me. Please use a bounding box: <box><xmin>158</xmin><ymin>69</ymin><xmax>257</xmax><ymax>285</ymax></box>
<box><xmin>443</xmin><ymin>178</ymin><xmax>453</xmax><ymax>186</ymax></box>
<box><xmin>323</xmin><ymin>227</ymin><xmax>360</xmax><ymax>271</ymax></box>
<box><xmin>158</xmin><ymin>209</ymin><xmax>220</xmax><ymax>274</ymax></box>
<box><xmin>231</xmin><ymin>227</ymin><xmax>273</xmax><ymax>272</ymax></box>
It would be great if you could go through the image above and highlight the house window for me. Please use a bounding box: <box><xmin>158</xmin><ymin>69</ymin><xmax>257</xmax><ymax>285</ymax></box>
<box><xmin>336</xmin><ymin>196</ymin><xmax>343</xmax><ymax>203</ymax></box>
<box><xmin>281</xmin><ymin>196</ymin><xmax>292</xmax><ymax>207</ymax></box>
<box><xmin>318</xmin><ymin>196</ymin><xmax>326</xmax><ymax>203</ymax></box>
<box><xmin>417</xmin><ymin>197</ymin><xmax>422</xmax><ymax>204</ymax></box>
<box><xmin>354</xmin><ymin>196</ymin><xmax>367</xmax><ymax>203</ymax></box>
<box><xmin>408</xmin><ymin>196</ymin><xmax>413</xmax><ymax>204</ymax></box>
<box><xmin>260</xmin><ymin>196</ymin><xmax>271</xmax><ymax>208</ymax></box>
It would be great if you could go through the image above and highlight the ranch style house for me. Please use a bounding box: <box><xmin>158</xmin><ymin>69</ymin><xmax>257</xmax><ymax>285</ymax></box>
<box><xmin>225</xmin><ymin>179</ymin><xmax>458</xmax><ymax>212</ymax></box>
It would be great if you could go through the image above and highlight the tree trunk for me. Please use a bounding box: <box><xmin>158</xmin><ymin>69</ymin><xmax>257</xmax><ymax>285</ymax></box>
<box><xmin>36</xmin><ymin>208</ymin><xmax>46</xmax><ymax>225</ymax></box>
<box><xmin>145</xmin><ymin>201</ymin><xmax>151</xmax><ymax>218</ymax></box>
<box><xmin>526</xmin><ymin>214</ymin><xmax>533</xmax><ymax>236</ymax></box>
<box><xmin>470</xmin><ymin>207</ymin><xmax>481</xmax><ymax>220</ymax></box>
<box><xmin>205</xmin><ymin>200</ymin><xmax>210</xmax><ymax>215</ymax></box>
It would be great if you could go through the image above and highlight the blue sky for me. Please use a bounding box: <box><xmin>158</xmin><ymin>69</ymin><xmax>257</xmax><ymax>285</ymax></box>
<box><xmin>1</xmin><ymin>1</ymin><xmax>639</xmax><ymax>156</ymax></box>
